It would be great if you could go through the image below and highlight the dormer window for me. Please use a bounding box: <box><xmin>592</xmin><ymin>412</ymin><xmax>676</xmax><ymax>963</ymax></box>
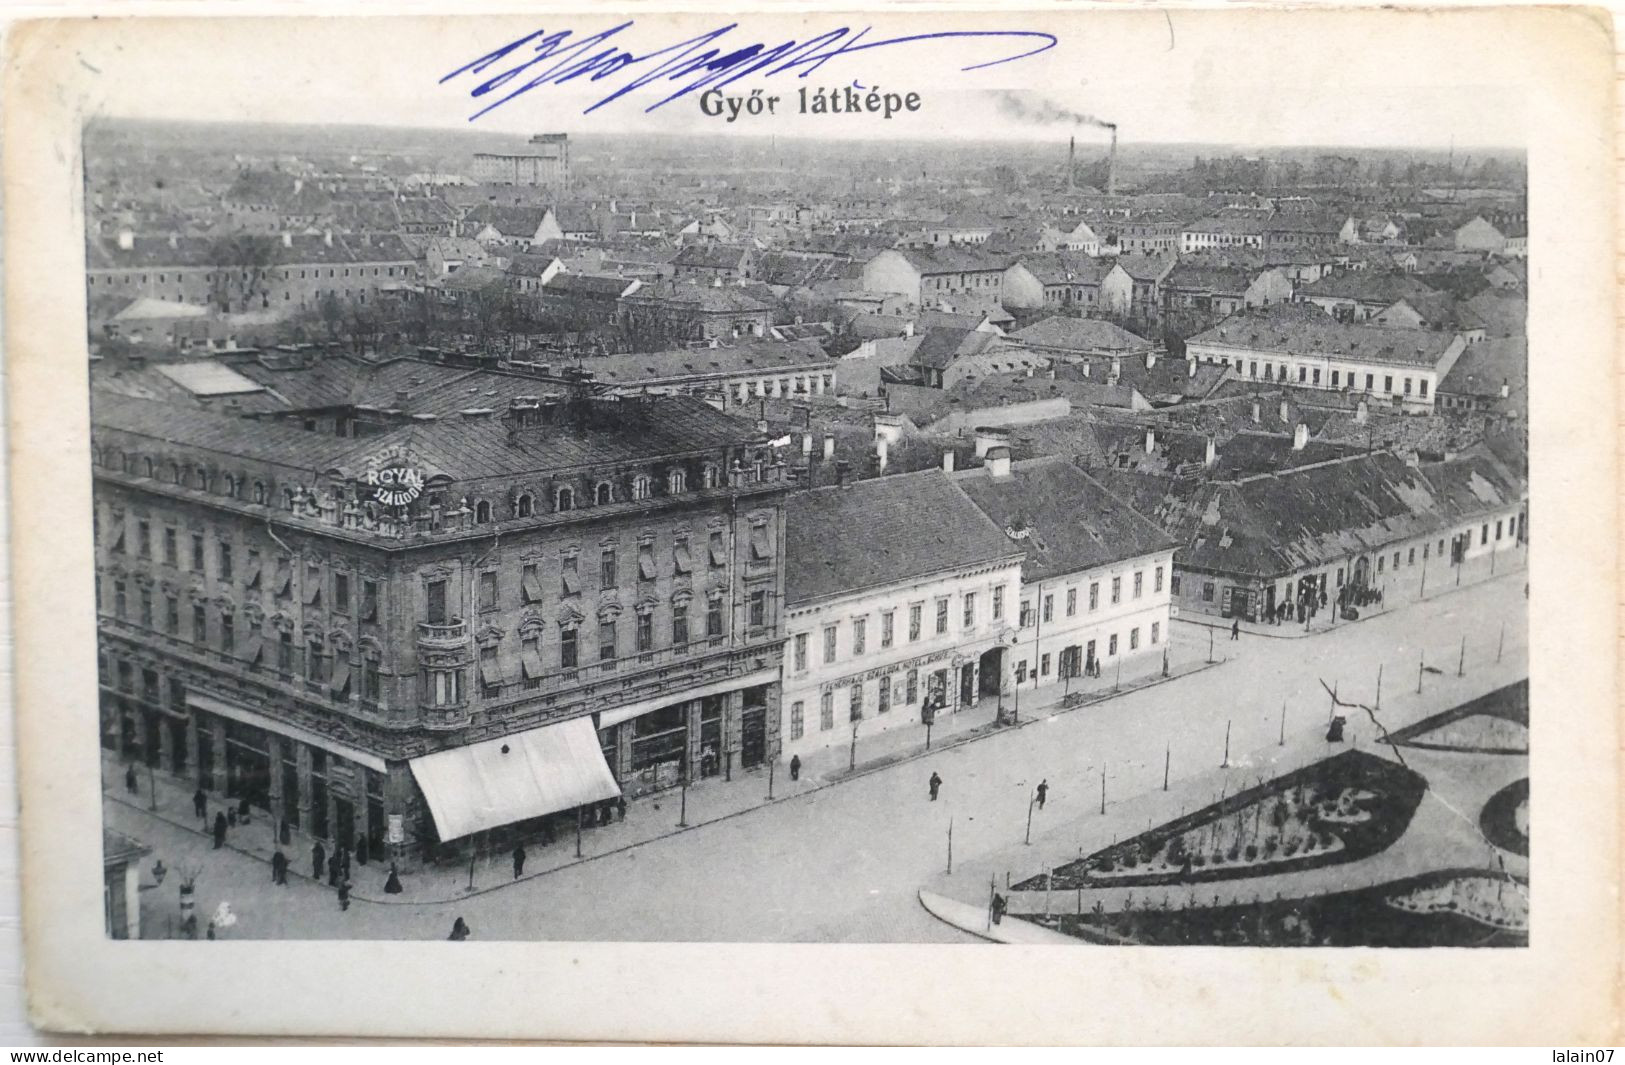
<box><xmin>632</xmin><ymin>475</ymin><xmax>653</xmax><ymax>501</ymax></box>
<box><xmin>515</xmin><ymin>493</ymin><xmax>533</xmax><ymax>518</ymax></box>
<box><xmin>702</xmin><ymin>464</ymin><xmax>720</xmax><ymax>489</ymax></box>
<box><xmin>556</xmin><ymin>486</ymin><xmax>575</xmax><ymax>512</ymax></box>
<box><xmin>595</xmin><ymin>482</ymin><xmax>613</xmax><ymax>506</ymax></box>
<box><xmin>475</xmin><ymin>501</ymin><xmax>493</xmax><ymax>524</ymax></box>
<box><xmin>668</xmin><ymin>469</ymin><xmax>687</xmax><ymax>494</ymax></box>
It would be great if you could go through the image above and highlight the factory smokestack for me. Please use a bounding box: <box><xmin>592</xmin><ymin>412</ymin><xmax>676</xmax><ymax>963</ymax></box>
<box><xmin>1108</xmin><ymin>125</ymin><xmax>1118</xmax><ymax>196</ymax></box>
<box><xmin>1068</xmin><ymin>135</ymin><xmax>1076</xmax><ymax>192</ymax></box>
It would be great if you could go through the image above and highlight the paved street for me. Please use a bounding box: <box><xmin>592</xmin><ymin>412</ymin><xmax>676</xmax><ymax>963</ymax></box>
<box><xmin>114</xmin><ymin>570</ymin><xmax>1527</xmax><ymax>943</ymax></box>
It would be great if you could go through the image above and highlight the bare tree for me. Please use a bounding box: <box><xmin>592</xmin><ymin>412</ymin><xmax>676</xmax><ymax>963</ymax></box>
<box><xmin>208</xmin><ymin>234</ymin><xmax>282</xmax><ymax>314</ymax></box>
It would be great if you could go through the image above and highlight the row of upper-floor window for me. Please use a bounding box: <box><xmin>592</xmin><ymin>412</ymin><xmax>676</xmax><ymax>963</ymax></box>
<box><xmin>421</xmin><ymin>527</ymin><xmax>769</xmax><ymax>622</ymax></box>
<box><xmin>790</xmin><ymin>585</ymin><xmax>1008</xmax><ymax>672</ymax></box>
<box><xmin>1019</xmin><ymin>565</ymin><xmax>1166</xmax><ymax>626</ymax></box>
<box><xmin>87</xmin><ymin>265</ymin><xmax>412</xmax><ymax>286</ymax></box>
<box><xmin>98</xmin><ymin>576</ymin><xmax>386</xmax><ymax>704</ymax></box>
<box><xmin>93</xmin><ymin>445</ymin><xmax>739</xmax><ymax>523</ymax></box>
<box><xmin>1204</xmin><ymin>354</ymin><xmax>1432</xmax><ymax>396</ymax></box>
<box><xmin>923</xmin><ymin>273</ymin><xmax>1002</xmax><ymax>290</ymax></box>
<box><xmin>99</xmin><ymin>531</ymin><xmax>383</xmax><ymax>618</ymax></box>
<box><xmin>423</xmin><ymin>590</ymin><xmax>775</xmax><ymax>707</ymax></box>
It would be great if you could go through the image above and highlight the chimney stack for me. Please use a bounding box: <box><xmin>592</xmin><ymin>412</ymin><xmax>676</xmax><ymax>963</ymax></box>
<box><xmin>823</xmin><ymin>435</ymin><xmax>836</xmax><ymax>461</ymax></box>
<box><xmin>876</xmin><ymin>436</ymin><xmax>889</xmax><ymax>473</ymax></box>
<box><xmin>942</xmin><ymin>449</ymin><xmax>956</xmax><ymax>473</ymax></box>
<box><xmin>281</xmin><ymin>232</ymin><xmax>293</xmax><ymax>248</ymax></box>
<box><xmin>1355</xmin><ymin>399</ymin><xmax>1368</xmax><ymax>424</ymax></box>
<box><xmin>986</xmin><ymin>446</ymin><xmax>1012</xmax><ymax>479</ymax></box>
<box><xmin>1107</xmin><ymin>126</ymin><xmax>1119</xmax><ymax>196</ymax></box>
<box><xmin>835</xmin><ymin>460</ymin><xmax>851</xmax><ymax>487</ymax></box>
<box><xmin>1067</xmin><ymin>135</ymin><xmax>1076</xmax><ymax>193</ymax></box>
<box><xmin>1144</xmin><ymin>428</ymin><xmax>1156</xmax><ymax>454</ymax></box>
<box><xmin>116</xmin><ymin>228</ymin><xmax>134</xmax><ymax>252</ymax></box>
<box><xmin>1145</xmin><ymin>351</ymin><xmax>1157</xmax><ymax>370</ymax></box>
<box><xmin>1205</xmin><ymin>436</ymin><xmax>1217</xmax><ymax>467</ymax></box>
<box><xmin>801</xmin><ymin>433</ymin><xmax>813</xmax><ymax>455</ymax></box>
<box><xmin>1187</xmin><ymin>358</ymin><xmax>1197</xmax><ymax>379</ymax></box>
<box><xmin>1279</xmin><ymin>398</ymin><xmax>1290</xmax><ymax>424</ymax></box>
<box><xmin>1252</xmin><ymin>399</ymin><xmax>1261</xmax><ymax>423</ymax></box>
<box><xmin>1500</xmin><ymin>378</ymin><xmax>1510</xmax><ymax>398</ymax></box>
<box><xmin>1293</xmin><ymin>422</ymin><xmax>1310</xmax><ymax>450</ymax></box>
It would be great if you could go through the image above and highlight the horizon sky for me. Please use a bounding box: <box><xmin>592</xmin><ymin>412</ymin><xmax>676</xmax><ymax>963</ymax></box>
<box><xmin>62</xmin><ymin>11</ymin><xmax>1531</xmax><ymax>151</ymax></box>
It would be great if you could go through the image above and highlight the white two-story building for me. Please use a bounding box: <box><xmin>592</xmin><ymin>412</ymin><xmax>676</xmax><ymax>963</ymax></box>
<box><xmin>781</xmin><ymin>470</ymin><xmax>1024</xmax><ymax>760</ymax></box>
<box><xmin>952</xmin><ymin>452</ymin><xmax>1177</xmax><ymax>697</ymax></box>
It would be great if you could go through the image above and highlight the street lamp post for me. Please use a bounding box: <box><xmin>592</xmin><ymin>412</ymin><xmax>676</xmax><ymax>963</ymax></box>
<box><xmin>1222</xmin><ymin>719</ymin><xmax>1231</xmax><ymax>768</ymax></box>
<box><xmin>1025</xmin><ymin>788</ymin><xmax>1036</xmax><ymax>845</ymax></box>
<box><xmin>849</xmin><ymin>720</ymin><xmax>859</xmax><ymax>772</ymax></box>
<box><xmin>1458</xmin><ymin>635</ymin><xmax>1466</xmax><ymax>677</ymax></box>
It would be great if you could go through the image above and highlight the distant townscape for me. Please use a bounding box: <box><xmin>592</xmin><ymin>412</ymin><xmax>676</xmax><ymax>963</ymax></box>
<box><xmin>91</xmin><ymin>121</ymin><xmax>1528</xmax><ymax>946</ymax></box>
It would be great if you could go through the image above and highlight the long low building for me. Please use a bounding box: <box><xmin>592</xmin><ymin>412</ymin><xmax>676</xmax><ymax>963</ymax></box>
<box><xmin>1185</xmin><ymin>302</ymin><xmax>1466</xmax><ymax>412</ymax></box>
<box><xmin>1094</xmin><ymin>449</ymin><xmax>1526</xmax><ymax>624</ymax></box>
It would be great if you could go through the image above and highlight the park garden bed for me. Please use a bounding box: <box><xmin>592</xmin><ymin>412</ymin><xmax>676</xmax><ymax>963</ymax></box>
<box><xmin>1479</xmin><ymin>778</ymin><xmax>1529</xmax><ymax>857</ymax></box>
<box><xmin>1013</xmin><ymin>749</ymin><xmax>1426</xmax><ymax>891</ymax></box>
<box><xmin>1020</xmin><ymin>869</ymin><xmax>1528</xmax><ymax>947</ymax></box>
<box><xmin>1390</xmin><ymin>681</ymin><xmax>1529</xmax><ymax>754</ymax></box>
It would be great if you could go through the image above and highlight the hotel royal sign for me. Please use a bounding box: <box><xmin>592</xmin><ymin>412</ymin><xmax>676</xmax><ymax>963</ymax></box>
<box><xmin>361</xmin><ymin>444</ymin><xmax>426</xmax><ymax>508</ymax></box>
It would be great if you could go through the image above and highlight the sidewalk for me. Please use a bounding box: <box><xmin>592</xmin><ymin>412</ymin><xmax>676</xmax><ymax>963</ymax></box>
<box><xmin>102</xmin><ymin>642</ymin><xmax>1225</xmax><ymax>906</ymax></box>
<box><xmin>1178</xmin><ymin>559</ymin><xmax>1527</xmax><ymax>640</ymax></box>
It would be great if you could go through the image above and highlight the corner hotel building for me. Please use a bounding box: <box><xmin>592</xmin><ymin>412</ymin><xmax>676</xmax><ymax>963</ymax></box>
<box><xmin>92</xmin><ymin>388</ymin><xmax>788</xmax><ymax>864</ymax></box>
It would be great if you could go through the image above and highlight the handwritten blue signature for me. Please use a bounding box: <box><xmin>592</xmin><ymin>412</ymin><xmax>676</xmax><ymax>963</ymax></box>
<box><xmin>440</xmin><ymin>22</ymin><xmax>1057</xmax><ymax>120</ymax></box>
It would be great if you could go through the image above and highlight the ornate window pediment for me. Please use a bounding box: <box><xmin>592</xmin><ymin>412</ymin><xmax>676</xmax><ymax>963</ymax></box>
<box><xmin>671</xmin><ymin>588</ymin><xmax>695</xmax><ymax>607</ymax></box>
<box><xmin>557</xmin><ymin>602</ymin><xmax>585</xmax><ymax>627</ymax></box>
<box><xmin>328</xmin><ymin>630</ymin><xmax>354</xmax><ymax>652</ymax></box>
<box><xmin>475</xmin><ymin>623</ymin><xmax>505</xmax><ymax>647</ymax></box>
<box><xmin>517</xmin><ymin>611</ymin><xmax>547</xmax><ymax>637</ymax></box>
<box><xmin>597</xmin><ymin>601</ymin><xmax>623</xmax><ymax>623</ymax></box>
<box><xmin>634</xmin><ymin>594</ymin><xmax>660</xmax><ymax>614</ymax></box>
<box><xmin>268</xmin><ymin>611</ymin><xmax>295</xmax><ymax>633</ymax></box>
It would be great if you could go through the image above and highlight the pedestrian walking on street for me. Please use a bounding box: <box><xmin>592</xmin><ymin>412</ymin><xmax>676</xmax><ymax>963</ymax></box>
<box><xmin>311</xmin><ymin>840</ymin><xmax>326</xmax><ymax>881</ymax></box>
<box><xmin>328</xmin><ymin>853</ymin><xmax>341</xmax><ymax>887</ymax></box>
<box><xmin>928</xmin><ymin>771</ymin><xmax>942</xmax><ymax>801</ymax></box>
<box><xmin>337</xmin><ymin>880</ymin><xmax>351</xmax><ymax>911</ymax></box>
<box><xmin>616</xmin><ymin>796</ymin><xmax>626</xmax><ymax>822</ymax></box>
<box><xmin>193</xmin><ymin>787</ymin><xmax>207</xmax><ymax>823</ymax></box>
<box><xmin>212</xmin><ymin>811</ymin><xmax>227</xmax><ymax>850</ymax></box>
<box><xmin>237</xmin><ymin>796</ymin><xmax>251</xmax><ymax>825</ymax></box>
<box><xmin>789</xmin><ymin>754</ymin><xmax>801</xmax><ymax>782</ymax></box>
<box><xmin>355</xmin><ymin>834</ymin><xmax>369</xmax><ymax>866</ymax></box>
<box><xmin>227</xmin><ymin>807</ymin><xmax>237</xmax><ymax>827</ymax></box>
<box><xmin>449</xmin><ymin>917</ymin><xmax>471</xmax><ymax>941</ymax></box>
<box><xmin>125</xmin><ymin>764</ymin><xmax>139</xmax><ymax>795</ymax></box>
<box><xmin>384</xmin><ymin>864</ymin><xmax>403</xmax><ymax>895</ymax></box>
<box><xmin>1231</xmin><ymin>618</ymin><xmax>1241</xmax><ymax>641</ymax></box>
<box><xmin>512</xmin><ymin>845</ymin><xmax>526</xmax><ymax>879</ymax></box>
<box><xmin>991</xmin><ymin>892</ymin><xmax>1006</xmax><ymax>925</ymax></box>
<box><xmin>271</xmin><ymin>849</ymin><xmax>288</xmax><ymax>886</ymax></box>
<box><xmin>1036</xmin><ymin>780</ymin><xmax>1048</xmax><ymax>809</ymax></box>
<box><xmin>339</xmin><ymin>844</ymin><xmax>350</xmax><ymax>881</ymax></box>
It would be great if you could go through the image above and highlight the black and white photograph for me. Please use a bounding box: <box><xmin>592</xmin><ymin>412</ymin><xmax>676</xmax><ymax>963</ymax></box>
<box><xmin>3</xmin><ymin>5</ymin><xmax>1617</xmax><ymax>1044</ymax></box>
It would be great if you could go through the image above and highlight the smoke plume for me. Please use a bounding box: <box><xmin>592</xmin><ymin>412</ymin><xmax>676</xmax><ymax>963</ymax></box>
<box><xmin>989</xmin><ymin>90</ymin><xmax>1115</xmax><ymax>131</ymax></box>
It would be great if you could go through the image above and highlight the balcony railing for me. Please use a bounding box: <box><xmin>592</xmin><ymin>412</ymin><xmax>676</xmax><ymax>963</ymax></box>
<box><xmin>417</xmin><ymin>619</ymin><xmax>468</xmax><ymax>646</ymax></box>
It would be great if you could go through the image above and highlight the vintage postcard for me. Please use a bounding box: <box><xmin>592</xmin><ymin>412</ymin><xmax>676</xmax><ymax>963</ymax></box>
<box><xmin>3</xmin><ymin>3</ymin><xmax>1618</xmax><ymax>1044</ymax></box>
